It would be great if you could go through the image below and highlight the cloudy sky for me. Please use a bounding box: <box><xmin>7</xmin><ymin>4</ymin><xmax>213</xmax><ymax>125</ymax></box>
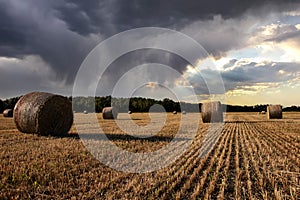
<box><xmin>0</xmin><ymin>0</ymin><xmax>300</xmax><ymax>106</ymax></box>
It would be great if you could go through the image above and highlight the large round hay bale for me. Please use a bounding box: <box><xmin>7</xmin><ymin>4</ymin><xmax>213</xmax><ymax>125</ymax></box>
<box><xmin>201</xmin><ymin>101</ymin><xmax>223</xmax><ymax>123</ymax></box>
<box><xmin>128</xmin><ymin>110</ymin><xmax>132</xmax><ymax>114</ymax></box>
<box><xmin>13</xmin><ymin>92</ymin><xmax>73</xmax><ymax>136</ymax></box>
<box><xmin>3</xmin><ymin>109</ymin><xmax>13</xmax><ymax>118</ymax></box>
<box><xmin>83</xmin><ymin>110</ymin><xmax>88</xmax><ymax>114</ymax></box>
<box><xmin>102</xmin><ymin>107</ymin><xmax>118</xmax><ymax>119</ymax></box>
<box><xmin>173</xmin><ymin>111</ymin><xmax>177</xmax><ymax>114</ymax></box>
<box><xmin>267</xmin><ymin>105</ymin><xmax>282</xmax><ymax>119</ymax></box>
<box><xmin>182</xmin><ymin>110</ymin><xmax>186</xmax><ymax>115</ymax></box>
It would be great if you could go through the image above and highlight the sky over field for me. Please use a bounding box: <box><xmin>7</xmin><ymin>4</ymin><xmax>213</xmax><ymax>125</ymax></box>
<box><xmin>0</xmin><ymin>0</ymin><xmax>300</xmax><ymax>106</ymax></box>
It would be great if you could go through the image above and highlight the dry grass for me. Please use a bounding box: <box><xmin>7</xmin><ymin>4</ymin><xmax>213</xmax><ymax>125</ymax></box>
<box><xmin>0</xmin><ymin>112</ymin><xmax>299</xmax><ymax>199</ymax></box>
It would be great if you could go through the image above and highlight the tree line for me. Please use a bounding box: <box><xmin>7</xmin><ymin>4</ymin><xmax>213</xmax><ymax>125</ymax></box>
<box><xmin>72</xmin><ymin>96</ymin><xmax>199</xmax><ymax>113</ymax></box>
<box><xmin>0</xmin><ymin>97</ymin><xmax>21</xmax><ymax>113</ymax></box>
<box><xmin>1</xmin><ymin>95</ymin><xmax>300</xmax><ymax>113</ymax></box>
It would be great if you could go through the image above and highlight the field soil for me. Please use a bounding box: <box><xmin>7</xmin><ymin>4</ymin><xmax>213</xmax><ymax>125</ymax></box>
<box><xmin>0</xmin><ymin>112</ymin><xmax>299</xmax><ymax>199</ymax></box>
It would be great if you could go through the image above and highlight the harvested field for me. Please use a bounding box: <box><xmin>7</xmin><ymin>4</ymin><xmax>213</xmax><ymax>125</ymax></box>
<box><xmin>0</xmin><ymin>112</ymin><xmax>299</xmax><ymax>199</ymax></box>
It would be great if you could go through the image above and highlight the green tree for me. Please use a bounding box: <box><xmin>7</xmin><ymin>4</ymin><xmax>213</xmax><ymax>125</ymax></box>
<box><xmin>0</xmin><ymin>99</ymin><xmax>4</xmax><ymax>113</ymax></box>
<box><xmin>162</xmin><ymin>98</ymin><xmax>175</xmax><ymax>112</ymax></box>
<box><xmin>4</xmin><ymin>96</ymin><xmax>21</xmax><ymax>109</ymax></box>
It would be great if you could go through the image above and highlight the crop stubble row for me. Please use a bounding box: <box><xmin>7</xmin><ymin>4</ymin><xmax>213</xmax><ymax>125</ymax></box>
<box><xmin>0</xmin><ymin>114</ymin><xmax>299</xmax><ymax>199</ymax></box>
<box><xmin>101</xmin><ymin>121</ymin><xmax>299</xmax><ymax>199</ymax></box>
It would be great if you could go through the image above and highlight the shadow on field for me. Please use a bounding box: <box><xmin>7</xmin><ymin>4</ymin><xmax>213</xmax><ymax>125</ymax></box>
<box><xmin>113</xmin><ymin>118</ymin><xmax>143</xmax><ymax>121</ymax></box>
<box><xmin>225</xmin><ymin>120</ymin><xmax>296</xmax><ymax>123</ymax></box>
<box><xmin>225</xmin><ymin>121</ymin><xmax>270</xmax><ymax>123</ymax></box>
<box><xmin>48</xmin><ymin>133</ymin><xmax>80</xmax><ymax>139</ymax></box>
<box><xmin>67</xmin><ymin>133</ymin><xmax>192</xmax><ymax>142</ymax></box>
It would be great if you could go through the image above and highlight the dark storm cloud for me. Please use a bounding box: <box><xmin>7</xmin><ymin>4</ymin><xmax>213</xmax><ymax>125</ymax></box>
<box><xmin>183</xmin><ymin>60</ymin><xmax>300</xmax><ymax>95</ymax></box>
<box><xmin>0</xmin><ymin>0</ymin><xmax>99</xmax><ymax>84</ymax></box>
<box><xmin>55</xmin><ymin>0</ymin><xmax>299</xmax><ymax>36</ymax></box>
<box><xmin>54</xmin><ymin>0</ymin><xmax>299</xmax><ymax>59</ymax></box>
<box><xmin>0</xmin><ymin>3</ymin><xmax>28</xmax><ymax>56</ymax></box>
<box><xmin>223</xmin><ymin>59</ymin><xmax>238</xmax><ymax>69</ymax></box>
<box><xmin>112</xmin><ymin>0</ymin><xmax>296</xmax><ymax>26</ymax></box>
<box><xmin>53</xmin><ymin>0</ymin><xmax>115</xmax><ymax>35</ymax></box>
<box><xmin>0</xmin><ymin>0</ymin><xmax>299</xmax><ymax>98</ymax></box>
<box><xmin>265</xmin><ymin>29</ymin><xmax>300</xmax><ymax>43</ymax></box>
<box><xmin>97</xmin><ymin>49</ymin><xmax>190</xmax><ymax>96</ymax></box>
<box><xmin>1</xmin><ymin>1</ymin><xmax>298</xmax><ymax>62</ymax></box>
<box><xmin>221</xmin><ymin>60</ymin><xmax>300</xmax><ymax>92</ymax></box>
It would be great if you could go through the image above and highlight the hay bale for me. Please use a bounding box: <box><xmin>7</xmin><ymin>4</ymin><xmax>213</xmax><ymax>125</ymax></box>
<box><xmin>201</xmin><ymin>101</ymin><xmax>223</xmax><ymax>123</ymax></box>
<box><xmin>13</xmin><ymin>92</ymin><xmax>73</xmax><ymax>136</ymax></box>
<box><xmin>173</xmin><ymin>111</ymin><xmax>177</xmax><ymax>114</ymax></box>
<box><xmin>3</xmin><ymin>109</ymin><xmax>13</xmax><ymax>118</ymax></box>
<box><xmin>102</xmin><ymin>107</ymin><xmax>118</xmax><ymax>119</ymax></box>
<box><xmin>83</xmin><ymin>110</ymin><xmax>88</xmax><ymax>114</ymax></box>
<box><xmin>261</xmin><ymin>111</ymin><xmax>266</xmax><ymax>114</ymax></box>
<box><xmin>182</xmin><ymin>110</ymin><xmax>186</xmax><ymax>115</ymax></box>
<box><xmin>128</xmin><ymin>110</ymin><xmax>132</xmax><ymax>114</ymax></box>
<box><xmin>267</xmin><ymin>105</ymin><xmax>282</xmax><ymax>119</ymax></box>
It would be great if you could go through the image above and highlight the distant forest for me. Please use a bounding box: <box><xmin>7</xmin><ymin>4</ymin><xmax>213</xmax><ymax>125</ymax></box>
<box><xmin>1</xmin><ymin>95</ymin><xmax>300</xmax><ymax>113</ymax></box>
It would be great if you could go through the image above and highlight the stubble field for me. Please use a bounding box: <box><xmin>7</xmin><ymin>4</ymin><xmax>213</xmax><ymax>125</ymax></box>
<box><xmin>0</xmin><ymin>112</ymin><xmax>299</xmax><ymax>199</ymax></box>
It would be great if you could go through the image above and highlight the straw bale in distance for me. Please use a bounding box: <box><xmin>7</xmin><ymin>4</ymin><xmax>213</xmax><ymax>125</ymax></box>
<box><xmin>102</xmin><ymin>107</ymin><xmax>118</xmax><ymax>119</ymax></box>
<box><xmin>13</xmin><ymin>92</ymin><xmax>73</xmax><ymax>136</ymax></box>
<box><xmin>267</xmin><ymin>105</ymin><xmax>282</xmax><ymax>119</ymax></box>
<box><xmin>201</xmin><ymin>101</ymin><xmax>223</xmax><ymax>123</ymax></box>
<box><xmin>3</xmin><ymin>109</ymin><xmax>13</xmax><ymax>118</ymax></box>
<box><xmin>173</xmin><ymin>111</ymin><xmax>177</xmax><ymax>114</ymax></box>
<box><xmin>182</xmin><ymin>110</ymin><xmax>186</xmax><ymax>115</ymax></box>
